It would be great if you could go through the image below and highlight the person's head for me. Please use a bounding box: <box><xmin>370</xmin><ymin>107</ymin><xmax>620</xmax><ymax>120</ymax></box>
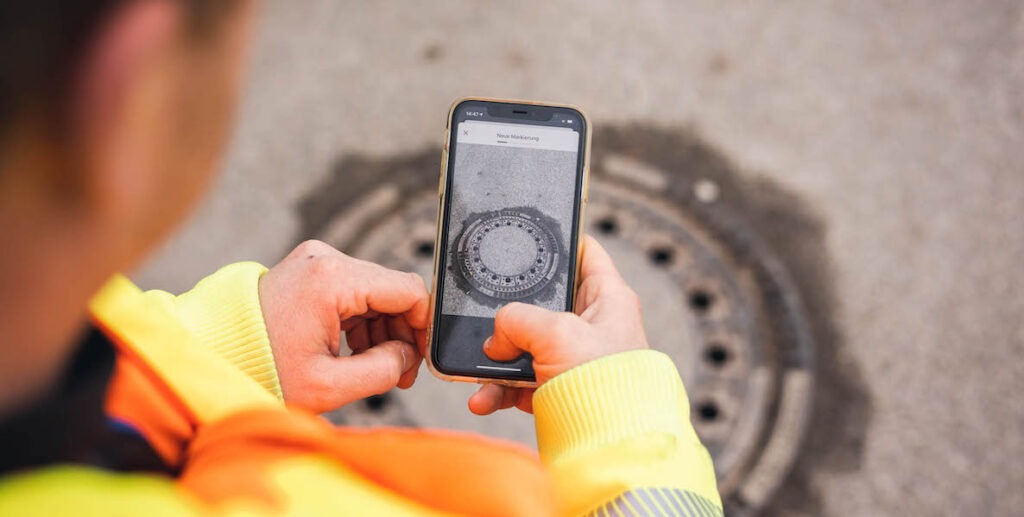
<box><xmin>0</xmin><ymin>0</ymin><xmax>256</xmax><ymax>268</ymax></box>
<box><xmin>0</xmin><ymin>0</ymin><xmax>258</xmax><ymax>414</ymax></box>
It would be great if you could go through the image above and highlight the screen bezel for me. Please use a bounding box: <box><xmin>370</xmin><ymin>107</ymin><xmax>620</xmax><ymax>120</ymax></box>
<box><xmin>430</xmin><ymin>99</ymin><xmax>589</xmax><ymax>381</ymax></box>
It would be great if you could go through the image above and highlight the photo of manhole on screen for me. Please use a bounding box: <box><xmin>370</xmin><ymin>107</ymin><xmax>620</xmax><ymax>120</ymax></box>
<box><xmin>451</xmin><ymin>207</ymin><xmax>563</xmax><ymax>307</ymax></box>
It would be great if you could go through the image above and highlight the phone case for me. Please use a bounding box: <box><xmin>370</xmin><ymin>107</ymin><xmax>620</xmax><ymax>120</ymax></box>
<box><xmin>424</xmin><ymin>97</ymin><xmax>592</xmax><ymax>388</ymax></box>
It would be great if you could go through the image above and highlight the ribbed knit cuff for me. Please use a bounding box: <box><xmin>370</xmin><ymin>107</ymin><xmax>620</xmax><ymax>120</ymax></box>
<box><xmin>172</xmin><ymin>262</ymin><xmax>283</xmax><ymax>399</ymax></box>
<box><xmin>533</xmin><ymin>350</ymin><xmax>693</xmax><ymax>463</ymax></box>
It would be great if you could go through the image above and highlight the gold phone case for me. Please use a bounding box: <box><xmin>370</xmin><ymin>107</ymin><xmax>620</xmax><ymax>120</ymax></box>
<box><xmin>424</xmin><ymin>97</ymin><xmax>592</xmax><ymax>388</ymax></box>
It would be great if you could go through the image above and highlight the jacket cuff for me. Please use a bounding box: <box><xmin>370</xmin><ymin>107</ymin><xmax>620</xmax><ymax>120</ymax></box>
<box><xmin>172</xmin><ymin>262</ymin><xmax>283</xmax><ymax>399</ymax></box>
<box><xmin>533</xmin><ymin>350</ymin><xmax>697</xmax><ymax>463</ymax></box>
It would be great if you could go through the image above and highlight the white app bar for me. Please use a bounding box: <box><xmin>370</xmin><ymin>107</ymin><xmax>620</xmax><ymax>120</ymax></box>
<box><xmin>456</xmin><ymin>120</ymin><xmax>579</xmax><ymax>152</ymax></box>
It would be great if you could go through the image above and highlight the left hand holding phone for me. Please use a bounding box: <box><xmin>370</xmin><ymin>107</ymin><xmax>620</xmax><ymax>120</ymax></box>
<box><xmin>258</xmin><ymin>240</ymin><xmax>430</xmax><ymax>413</ymax></box>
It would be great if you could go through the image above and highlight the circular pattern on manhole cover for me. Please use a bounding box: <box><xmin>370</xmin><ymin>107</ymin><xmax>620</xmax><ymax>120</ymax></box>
<box><xmin>300</xmin><ymin>126</ymin><xmax>815</xmax><ymax>515</ymax></box>
<box><xmin>454</xmin><ymin>208</ymin><xmax>561</xmax><ymax>303</ymax></box>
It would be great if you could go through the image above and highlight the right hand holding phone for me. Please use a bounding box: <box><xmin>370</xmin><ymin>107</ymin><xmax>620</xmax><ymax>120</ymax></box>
<box><xmin>468</xmin><ymin>235</ymin><xmax>650</xmax><ymax>415</ymax></box>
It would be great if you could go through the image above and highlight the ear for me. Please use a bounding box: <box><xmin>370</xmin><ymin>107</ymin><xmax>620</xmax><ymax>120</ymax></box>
<box><xmin>68</xmin><ymin>0</ymin><xmax>184</xmax><ymax>220</ymax></box>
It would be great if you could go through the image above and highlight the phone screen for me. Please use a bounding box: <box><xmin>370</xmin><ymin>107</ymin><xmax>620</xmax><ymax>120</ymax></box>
<box><xmin>432</xmin><ymin>101</ymin><xmax>586</xmax><ymax>381</ymax></box>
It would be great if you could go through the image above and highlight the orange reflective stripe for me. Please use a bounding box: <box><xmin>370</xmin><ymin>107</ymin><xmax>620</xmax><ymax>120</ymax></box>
<box><xmin>103</xmin><ymin>340</ymin><xmax>196</xmax><ymax>467</ymax></box>
<box><xmin>183</xmin><ymin>408</ymin><xmax>557</xmax><ymax>517</ymax></box>
<box><xmin>331</xmin><ymin>427</ymin><xmax>556</xmax><ymax>517</ymax></box>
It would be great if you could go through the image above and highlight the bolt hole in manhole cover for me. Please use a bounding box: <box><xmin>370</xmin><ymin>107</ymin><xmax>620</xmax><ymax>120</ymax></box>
<box><xmin>297</xmin><ymin>125</ymin><xmax>828</xmax><ymax>514</ymax></box>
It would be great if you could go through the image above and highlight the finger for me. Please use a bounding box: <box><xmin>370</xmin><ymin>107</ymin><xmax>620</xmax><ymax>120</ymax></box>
<box><xmin>387</xmin><ymin>312</ymin><xmax>430</xmax><ymax>358</ymax></box>
<box><xmin>389</xmin><ymin>316</ymin><xmax>422</xmax><ymax>389</ymax></box>
<box><xmin>575</xmin><ymin>235</ymin><xmax>634</xmax><ymax>315</ymax></box>
<box><xmin>387</xmin><ymin>315</ymin><xmax>416</xmax><ymax>345</ymax></box>
<box><xmin>397</xmin><ymin>365</ymin><xmax>419</xmax><ymax>389</ymax></box>
<box><xmin>415</xmin><ymin>329</ymin><xmax>428</xmax><ymax>357</ymax></box>
<box><xmin>340</xmin><ymin>311</ymin><xmax>379</xmax><ymax>343</ymax></box>
<box><xmin>337</xmin><ymin>264</ymin><xmax>430</xmax><ymax>328</ymax></box>
<box><xmin>368</xmin><ymin>316</ymin><xmax>390</xmax><ymax>345</ymax></box>
<box><xmin>468</xmin><ymin>384</ymin><xmax>522</xmax><ymax>415</ymax></box>
<box><xmin>579</xmin><ymin>234</ymin><xmax>623</xmax><ymax>281</ymax></box>
<box><xmin>397</xmin><ymin>352</ymin><xmax>422</xmax><ymax>389</ymax></box>
<box><xmin>487</xmin><ymin>302</ymin><xmax>568</xmax><ymax>361</ymax></box>
<box><xmin>345</xmin><ymin>321</ymin><xmax>370</xmax><ymax>353</ymax></box>
<box><xmin>318</xmin><ymin>340</ymin><xmax>415</xmax><ymax>408</ymax></box>
<box><xmin>340</xmin><ymin>311</ymin><xmax>379</xmax><ymax>329</ymax></box>
<box><xmin>288</xmin><ymin>242</ymin><xmax>408</xmax><ymax>324</ymax></box>
<box><xmin>515</xmin><ymin>389</ymin><xmax>535</xmax><ymax>414</ymax></box>
<box><xmin>402</xmin><ymin>273</ymin><xmax>430</xmax><ymax>331</ymax></box>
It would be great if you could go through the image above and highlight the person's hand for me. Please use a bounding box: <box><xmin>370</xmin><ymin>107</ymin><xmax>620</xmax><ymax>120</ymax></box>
<box><xmin>259</xmin><ymin>240</ymin><xmax>429</xmax><ymax>413</ymax></box>
<box><xmin>468</xmin><ymin>235</ymin><xmax>649</xmax><ymax>415</ymax></box>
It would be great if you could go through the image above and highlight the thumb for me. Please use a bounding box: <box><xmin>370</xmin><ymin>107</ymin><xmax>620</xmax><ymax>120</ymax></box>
<box><xmin>320</xmin><ymin>340</ymin><xmax>415</xmax><ymax>407</ymax></box>
<box><xmin>487</xmin><ymin>302</ymin><xmax>567</xmax><ymax>362</ymax></box>
<box><xmin>579</xmin><ymin>234</ymin><xmax>622</xmax><ymax>280</ymax></box>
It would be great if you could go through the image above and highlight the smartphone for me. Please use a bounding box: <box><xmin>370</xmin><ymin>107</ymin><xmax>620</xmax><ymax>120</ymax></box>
<box><xmin>426</xmin><ymin>97</ymin><xmax>591</xmax><ymax>387</ymax></box>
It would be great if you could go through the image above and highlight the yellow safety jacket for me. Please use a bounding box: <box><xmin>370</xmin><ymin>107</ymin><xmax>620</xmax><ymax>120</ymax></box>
<box><xmin>0</xmin><ymin>262</ymin><xmax>721</xmax><ymax>516</ymax></box>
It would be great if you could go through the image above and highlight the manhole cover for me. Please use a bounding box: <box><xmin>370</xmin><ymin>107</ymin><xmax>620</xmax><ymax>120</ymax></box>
<box><xmin>298</xmin><ymin>125</ymin><xmax>817</xmax><ymax>515</ymax></box>
<box><xmin>453</xmin><ymin>207</ymin><xmax>563</xmax><ymax>305</ymax></box>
